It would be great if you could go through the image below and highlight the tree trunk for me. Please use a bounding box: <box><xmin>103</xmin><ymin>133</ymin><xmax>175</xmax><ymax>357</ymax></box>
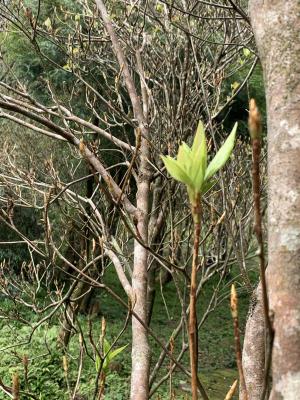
<box><xmin>249</xmin><ymin>1</ymin><xmax>300</xmax><ymax>398</ymax></box>
<box><xmin>131</xmin><ymin>155</ymin><xmax>151</xmax><ymax>399</ymax></box>
<box><xmin>94</xmin><ymin>2</ymin><xmax>152</xmax><ymax>396</ymax></box>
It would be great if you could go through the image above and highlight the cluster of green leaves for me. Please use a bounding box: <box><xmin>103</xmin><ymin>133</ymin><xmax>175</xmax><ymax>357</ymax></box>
<box><xmin>0</xmin><ymin>321</ymin><xmax>130</xmax><ymax>400</ymax></box>
<box><xmin>95</xmin><ymin>338</ymin><xmax>128</xmax><ymax>375</ymax></box>
<box><xmin>0</xmin><ymin>325</ymin><xmax>65</xmax><ymax>399</ymax></box>
<box><xmin>161</xmin><ymin>121</ymin><xmax>237</xmax><ymax>205</ymax></box>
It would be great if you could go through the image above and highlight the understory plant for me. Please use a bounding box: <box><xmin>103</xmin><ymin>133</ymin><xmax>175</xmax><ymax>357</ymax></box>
<box><xmin>161</xmin><ymin>121</ymin><xmax>237</xmax><ymax>399</ymax></box>
<box><xmin>95</xmin><ymin>319</ymin><xmax>128</xmax><ymax>399</ymax></box>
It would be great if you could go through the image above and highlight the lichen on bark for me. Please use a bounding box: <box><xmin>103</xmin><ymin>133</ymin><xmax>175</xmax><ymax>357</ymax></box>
<box><xmin>244</xmin><ymin>1</ymin><xmax>300</xmax><ymax>399</ymax></box>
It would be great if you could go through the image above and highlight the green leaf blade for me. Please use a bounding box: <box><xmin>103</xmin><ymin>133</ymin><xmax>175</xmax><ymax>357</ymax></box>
<box><xmin>192</xmin><ymin>122</ymin><xmax>207</xmax><ymax>168</ymax></box>
<box><xmin>204</xmin><ymin>122</ymin><xmax>237</xmax><ymax>181</ymax></box>
<box><xmin>189</xmin><ymin>121</ymin><xmax>207</xmax><ymax>193</ymax></box>
<box><xmin>95</xmin><ymin>355</ymin><xmax>101</xmax><ymax>372</ymax></box>
<box><xmin>177</xmin><ymin>142</ymin><xmax>191</xmax><ymax>167</ymax></box>
<box><xmin>190</xmin><ymin>149</ymin><xmax>204</xmax><ymax>192</ymax></box>
<box><xmin>103</xmin><ymin>338</ymin><xmax>111</xmax><ymax>354</ymax></box>
<box><xmin>108</xmin><ymin>344</ymin><xmax>128</xmax><ymax>362</ymax></box>
<box><xmin>161</xmin><ymin>155</ymin><xmax>193</xmax><ymax>186</ymax></box>
<box><xmin>102</xmin><ymin>342</ymin><xmax>128</xmax><ymax>373</ymax></box>
<box><xmin>192</xmin><ymin>121</ymin><xmax>203</xmax><ymax>154</ymax></box>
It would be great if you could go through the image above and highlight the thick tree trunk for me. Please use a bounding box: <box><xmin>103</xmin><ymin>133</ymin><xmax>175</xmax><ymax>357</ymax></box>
<box><xmin>249</xmin><ymin>1</ymin><xmax>300</xmax><ymax>398</ymax></box>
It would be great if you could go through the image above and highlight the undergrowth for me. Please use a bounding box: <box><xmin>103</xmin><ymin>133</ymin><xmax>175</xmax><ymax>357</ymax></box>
<box><xmin>0</xmin><ymin>264</ymin><xmax>257</xmax><ymax>399</ymax></box>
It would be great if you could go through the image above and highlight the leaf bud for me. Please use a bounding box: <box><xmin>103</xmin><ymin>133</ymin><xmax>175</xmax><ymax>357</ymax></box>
<box><xmin>230</xmin><ymin>284</ymin><xmax>238</xmax><ymax>319</ymax></box>
<box><xmin>248</xmin><ymin>98</ymin><xmax>262</xmax><ymax>139</ymax></box>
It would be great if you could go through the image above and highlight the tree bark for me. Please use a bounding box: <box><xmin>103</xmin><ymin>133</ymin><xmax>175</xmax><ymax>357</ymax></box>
<box><xmin>241</xmin><ymin>285</ymin><xmax>265</xmax><ymax>400</ymax></box>
<box><xmin>249</xmin><ymin>1</ymin><xmax>300</xmax><ymax>398</ymax></box>
<box><xmin>95</xmin><ymin>2</ymin><xmax>152</xmax><ymax>398</ymax></box>
<box><xmin>130</xmin><ymin>129</ymin><xmax>151</xmax><ymax>400</ymax></box>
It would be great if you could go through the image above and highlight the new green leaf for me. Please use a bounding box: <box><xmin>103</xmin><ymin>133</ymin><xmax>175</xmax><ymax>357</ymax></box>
<box><xmin>205</xmin><ymin>122</ymin><xmax>237</xmax><ymax>181</ymax></box>
<box><xmin>107</xmin><ymin>344</ymin><xmax>128</xmax><ymax>362</ymax></box>
<box><xmin>161</xmin><ymin>120</ymin><xmax>237</xmax><ymax>202</ymax></box>
<box><xmin>161</xmin><ymin>155</ymin><xmax>193</xmax><ymax>186</ymax></box>
<box><xmin>95</xmin><ymin>355</ymin><xmax>102</xmax><ymax>372</ymax></box>
<box><xmin>177</xmin><ymin>142</ymin><xmax>191</xmax><ymax>166</ymax></box>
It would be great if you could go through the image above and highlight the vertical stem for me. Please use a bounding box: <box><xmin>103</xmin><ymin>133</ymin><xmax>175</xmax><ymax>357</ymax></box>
<box><xmin>252</xmin><ymin>137</ymin><xmax>271</xmax><ymax>334</ymax></box>
<box><xmin>189</xmin><ymin>194</ymin><xmax>201</xmax><ymax>400</ymax></box>
<box><xmin>98</xmin><ymin>372</ymin><xmax>106</xmax><ymax>400</ymax></box>
<box><xmin>234</xmin><ymin>316</ymin><xmax>247</xmax><ymax>398</ymax></box>
<box><xmin>231</xmin><ymin>285</ymin><xmax>248</xmax><ymax>400</ymax></box>
<box><xmin>12</xmin><ymin>374</ymin><xmax>20</xmax><ymax>400</ymax></box>
<box><xmin>250</xmin><ymin>99</ymin><xmax>273</xmax><ymax>399</ymax></box>
<box><xmin>252</xmin><ymin>137</ymin><xmax>273</xmax><ymax>400</ymax></box>
<box><xmin>169</xmin><ymin>337</ymin><xmax>175</xmax><ymax>400</ymax></box>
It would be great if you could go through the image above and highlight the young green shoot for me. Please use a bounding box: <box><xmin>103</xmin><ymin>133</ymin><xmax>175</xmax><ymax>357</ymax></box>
<box><xmin>161</xmin><ymin>121</ymin><xmax>237</xmax><ymax>400</ymax></box>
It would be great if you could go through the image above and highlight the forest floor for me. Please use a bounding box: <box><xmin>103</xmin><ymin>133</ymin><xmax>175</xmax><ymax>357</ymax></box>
<box><xmin>100</xmin><ymin>266</ymin><xmax>252</xmax><ymax>399</ymax></box>
<box><xmin>0</xmin><ymin>264</ymin><xmax>255</xmax><ymax>400</ymax></box>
